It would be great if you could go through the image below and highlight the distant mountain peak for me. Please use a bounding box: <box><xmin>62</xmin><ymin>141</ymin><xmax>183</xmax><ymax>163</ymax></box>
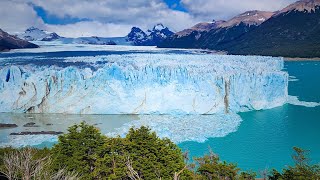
<box><xmin>153</xmin><ymin>23</ymin><xmax>165</xmax><ymax>31</ymax></box>
<box><xmin>147</xmin><ymin>23</ymin><xmax>172</xmax><ymax>34</ymax></box>
<box><xmin>127</xmin><ymin>27</ymin><xmax>147</xmax><ymax>42</ymax></box>
<box><xmin>25</xmin><ymin>26</ymin><xmax>42</xmax><ymax>32</ymax></box>
<box><xmin>126</xmin><ymin>24</ymin><xmax>173</xmax><ymax>46</ymax></box>
<box><xmin>18</xmin><ymin>27</ymin><xmax>61</xmax><ymax>41</ymax></box>
<box><xmin>276</xmin><ymin>0</ymin><xmax>320</xmax><ymax>16</ymax></box>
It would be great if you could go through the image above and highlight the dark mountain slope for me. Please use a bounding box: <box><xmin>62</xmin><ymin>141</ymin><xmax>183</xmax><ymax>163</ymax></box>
<box><xmin>221</xmin><ymin>8</ymin><xmax>320</xmax><ymax>57</ymax></box>
<box><xmin>159</xmin><ymin>11</ymin><xmax>274</xmax><ymax>49</ymax></box>
<box><xmin>196</xmin><ymin>22</ymin><xmax>257</xmax><ymax>50</ymax></box>
<box><xmin>0</xmin><ymin>29</ymin><xmax>39</xmax><ymax>51</ymax></box>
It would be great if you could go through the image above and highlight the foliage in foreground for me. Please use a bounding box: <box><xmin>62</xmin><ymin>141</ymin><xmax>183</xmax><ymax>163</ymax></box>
<box><xmin>0</xmin><ymin>122</ymin><xmax>319</xmax><ymax>180</ymax></box>
<box><xmin>268</xmin><ymin>147</ymin><xmax>320</xmax><ymax>180</ymax></box>
<box><xmin>0</xmin><ymin>147</ymin><xmax>79</xmax><ymax>180</ymax></box>
<box><xmin>51</xmin><ymin>122</ymin><xmax>189</xmax><ymax>179</ymax></box>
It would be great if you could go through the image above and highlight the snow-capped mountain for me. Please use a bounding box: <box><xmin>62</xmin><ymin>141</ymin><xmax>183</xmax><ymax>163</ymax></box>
<box><xmin>146</xmin><ymin>23</ymin><xmax>175</xmax><ymax>45</ymax></box>
<box><xmin>126</xmin><ymin>27</ymin><xmax>148</xmax><ymax>45</ymax></box>
<box><xmin>17</xmin><ymin>27</ymin><xmax>128</xmax><ymax>45</ymax></box>
<box><xmin>126</xmin><ymin>24</ymin><xmax>174</xmax><ymax>46</ymax></box>
<box><xmin>17</xmin><ymin>27</ymin><xmax>61</xmax><ymax>41</ymax></box>
<box><xmin>0</xmin><ymin>29</ymin><xmax>38</xmax><ymax>51</ymax></box>
<box><xmin>17</xmin><ymin>24</ymin><xmax>173</xmax><ymax>46</ymax></box>
<box><xmin>41</xmin><ymin>32</ymin><xmax>60</xmax><ymax>41</ymax></box>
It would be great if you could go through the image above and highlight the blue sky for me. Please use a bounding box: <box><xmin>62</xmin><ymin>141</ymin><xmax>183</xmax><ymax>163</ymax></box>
<box><xmin>163</xmin><ymin>0</ymin><xmax>187</xmax><ymax>12</ymax></box>
<box><xmin>0</xmin><ymin>0</ymin><xmax>296</xmax><ymax>37</ymax></box>
<box><xmin>32</xmin><ymin>0</ymin><xmax>187</xmax><ymax>25</ymax></box>
<box><xmin>33</xmin><ymin>5</ymin><xmax>86</xmax><ymax>25</ymax></box>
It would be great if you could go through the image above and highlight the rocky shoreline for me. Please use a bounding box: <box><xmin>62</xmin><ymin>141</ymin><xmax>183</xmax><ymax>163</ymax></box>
<box><xmin>10</xmin><ymin>131</ymin><xmax>63</xmax><ymax>135</ymax></box>
<box><xmin>0</xmin><ymin>123</ymin><xmax>18</xmax><ymax>128</ymax></box>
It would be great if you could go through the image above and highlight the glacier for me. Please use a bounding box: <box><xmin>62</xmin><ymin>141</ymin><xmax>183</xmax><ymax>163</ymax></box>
<box><xmin>0</xmin><ymin>53</ymin><xmax>288</xmax><ymax>114</ymax></box>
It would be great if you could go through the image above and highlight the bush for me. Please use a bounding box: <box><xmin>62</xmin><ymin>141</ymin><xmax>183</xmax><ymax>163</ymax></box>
<box><xmin>268</xmin><ymin>147</ymin><xmax>320</xmax><ymax>180</ymax></box>
<box><xmin>0</xmin><ymin>147</ymin><xmax>79</xmax><ymax>180</ymax></box>
<box><xmin>194</xmin><ymin>149</ymin><xmax>240</xmax><ymax>180</ymax></box>
<box><xmin>51</xmin><ymin>122</ymin><xmax>106</xmax><ymax>179</ymax></box>
<box><xmin>51</xmin><ymin>122</ymin><xmax>190</xmax><ymax>179</ymax></box>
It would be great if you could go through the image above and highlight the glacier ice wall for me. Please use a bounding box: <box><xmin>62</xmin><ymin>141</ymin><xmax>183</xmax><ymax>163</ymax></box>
<box><xmin>0</xmin><ymin>54</ymin><xmax>288</xmax><ymax>114</ymax></box>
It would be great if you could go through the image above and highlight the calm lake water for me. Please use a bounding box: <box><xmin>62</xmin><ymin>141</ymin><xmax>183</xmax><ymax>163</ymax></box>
<box><xmin>179</xmin><ymin>61</ymin><xmax>320</xmax><ymax>172</ymax></box>
<box><xmin>0</xmin><ymin>61</ymin><xmax>319</xmax><ymax>173</ymax></box>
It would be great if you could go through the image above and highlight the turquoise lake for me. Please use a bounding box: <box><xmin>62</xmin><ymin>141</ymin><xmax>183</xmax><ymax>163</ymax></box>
<box><xmin>0</xmin><ymin>61</ymin><xmax>319</xmax><ymax>173</ymax></box>
<box><xmin>179</xmin><ymin>61</ymin><xmax>320</xmax><ymax>172</ymax></box>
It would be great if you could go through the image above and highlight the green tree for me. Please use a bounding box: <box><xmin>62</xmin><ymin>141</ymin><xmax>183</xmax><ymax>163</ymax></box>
<box><xmin>51</xmin><ymin>123</ymin><xmax>190</xmax><ymax>179</ymax></box>
<box><xmin>239</xmin><ymin>170</ymin><xmax>256</xmax><ymax>180</ymax></box>
<box><xmin>195</xmin><ymin>149</ymin><xmax>239</xmax><ymax>180</ymax></box>
<box><xmin>124</xmin><ymin>126</ymin><xmax>189</xmax><ymax>179</ymax></box>
<box><xmin>51</xmin><ymin>122</ymin><xmax>106</xmax><ymax>179</ymax></box>
<box><xmin>96</xmin><ymin>126</ymin><xmax>190</xmax><ymax>179</ymax></box>
<box><xmin>268</xmin><ymin>147</ymin><xmax>320</xmax><ymax>180</ymax></box>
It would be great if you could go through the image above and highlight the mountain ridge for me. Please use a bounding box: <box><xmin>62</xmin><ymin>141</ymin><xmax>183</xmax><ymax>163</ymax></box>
<box><xmin>159</xmin><ymin>0</ymin><xmax>320</xmax><ymax>58</ymax></box>
<box><xmin>159</xmin><ymin>10</ymin><xmax>273</xmax><ymax>49</ymax></box>
<box><xmin>0</xmin><ymin>29</ymin><xmax>39</xmax><ymax>51</ymax></box>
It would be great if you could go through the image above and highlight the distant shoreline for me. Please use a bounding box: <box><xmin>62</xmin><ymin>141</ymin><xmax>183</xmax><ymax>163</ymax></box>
<box><xmin>284</xmin><ymin>57</ymin><xmax>320</xmax><ymax>61</ymax></box>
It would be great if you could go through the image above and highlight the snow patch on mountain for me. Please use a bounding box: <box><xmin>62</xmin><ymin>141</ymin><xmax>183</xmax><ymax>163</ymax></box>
<box><xmin>17</xmin><ymin>27</ymin><xmax>61</xmax><ymax>41</ymax></box>
<box><xmin>126</xmin><ymin>24</ymin><xmax>174</xmax><ymax>46</ymax></box>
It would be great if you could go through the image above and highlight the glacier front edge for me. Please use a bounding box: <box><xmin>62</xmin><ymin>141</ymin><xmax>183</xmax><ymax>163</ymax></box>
<box><xmin>0</xmin><ymin>54</ymin><xmax>288</xmax><ymax>114</ymax></box>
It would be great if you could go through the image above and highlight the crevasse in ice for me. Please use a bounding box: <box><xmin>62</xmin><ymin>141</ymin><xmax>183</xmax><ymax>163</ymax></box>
<box><xmin>0</xmin><ymin>54</ymin><xmax>288</xmax><ymax>114</ymax></box>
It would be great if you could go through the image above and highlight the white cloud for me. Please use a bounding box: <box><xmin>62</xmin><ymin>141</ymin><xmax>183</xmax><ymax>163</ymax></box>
<box><xmin>46</xmin><ymin>21</ymin><xmax>133</xmax><ymax>37</ymax></box>
<box><xmin>29</xmin><ymin>0</ymin><xmax>200</xmax><ymax>34</ymax></box>
<box><xmin>0</xmin><ymin>0</ymin><xmax>44</xmax><ymax>33</ymax></box>
<box><xmin>181</xmin><ymin>0</ymin><xmax>297</xmax><ymax>21</ymax></box>
<box><xmin>0</xmin><ymin>0</ymin><xmax>299</xmax><ymax>37</ymax></box>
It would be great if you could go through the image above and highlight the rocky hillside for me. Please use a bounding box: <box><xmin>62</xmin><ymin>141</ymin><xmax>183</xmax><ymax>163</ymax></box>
<box><xmin>159</xmin><ymin>0</ymin><xmax>320</xmax><ymax>58</ymax></box>
<box><xmin>159</xmin><ymin>10</ymin><xmax>274</xmax><ymax>49</ymax></box>
<box><xmin>219</xmin><ymin>0</ymin><xmax>320</xmax><ymax>57</ymax></box>
<box><xmin>0</xmin><ymin>29</ymin><xmax>39</xmax><ymax>51</ymax></box>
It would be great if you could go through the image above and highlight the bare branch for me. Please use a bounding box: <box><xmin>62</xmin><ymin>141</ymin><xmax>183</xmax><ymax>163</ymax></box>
<box><xmin>174</xmin><ymin>165</ymin><xmax>188</xmax><ymax>180</ymax></box>
<box><xmin>126</xmin><ymin>156</ymin><xmax>141</xmax><ymax>180</ymax></box>
<box><xmin>0</xmin><ymin>147</ymin><xmax>80</xmax><ymax>180</ymax></box>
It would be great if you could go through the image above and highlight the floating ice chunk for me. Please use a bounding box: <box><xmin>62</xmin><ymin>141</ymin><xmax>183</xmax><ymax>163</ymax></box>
<box><xmin>289</xmin><ymin>76</ymin><xmax>299</xmax><ymax>82</ymax></box>
<box><xmin>107</xmin><ymin>114</ymin><xmax>242</xmax><ymax>143</ymax></box>
<box><xmin>0</xmin><ymin>135</ymin><xmax>58</xmax><ymax>148</ymax></box>
<box><xmin>287</xmin><ymin>95</ymin><xmax>320</xmax><ymax>107</ymax></box>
